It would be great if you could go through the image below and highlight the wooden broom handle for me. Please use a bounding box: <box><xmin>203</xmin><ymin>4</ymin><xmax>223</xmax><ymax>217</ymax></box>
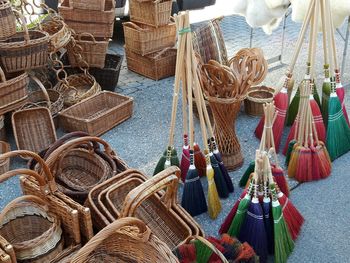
<box><xmin>310</xmin><ymin>0</ymin><xmax>319</xmax><ymax>80</ymax></box>
<box><xmin>320</xmin><ymin>0</ymin><xmax>329</xmax><ymax>66</ymax></box>
<box><xmin>288</xmin><ymin>0</ymin><xmax>316</xmax><ymax>73</ymax></box>
<box><xmin>325</xmin><ymin>0</ymin><xmax>334</xmax><ymax>73</ymax></box>
<box><xmin>327</xmin><ymin>0</ymin><xmax>339</xmax><ymax>69</ymax></box>
<box><xmin>181</xmin><ymin>67</ymin><xmax>188</xmax><ymax>136</ymax></box>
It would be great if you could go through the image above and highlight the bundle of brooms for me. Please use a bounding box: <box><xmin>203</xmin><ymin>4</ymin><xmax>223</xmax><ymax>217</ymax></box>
<box><xmin>220</xmin><ymin>150</ymin><xmax>303</xmax><ymax>263</ymax></box>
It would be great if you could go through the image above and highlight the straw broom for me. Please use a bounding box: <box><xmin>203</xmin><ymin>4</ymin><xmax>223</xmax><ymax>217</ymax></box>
<box><xmin>181</xmin><ymin>11</ymin><xmax>207</xmax><ymax>216</ymax></box>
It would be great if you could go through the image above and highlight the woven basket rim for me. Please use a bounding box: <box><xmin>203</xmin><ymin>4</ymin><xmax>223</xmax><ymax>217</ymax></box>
<box><xmin>246</xmin><ymin>86</ymin><xmax>274</xmax><ymax>102</ymax></box>
<box><xmin>0</xmin><ymin>30</ymin><xmax>49</xmax><ymax>49</ymax></box>
<box><xmin>0</xmin><ymin>71</ymin><xmax>28</xmax><ymax>86</ymax></box>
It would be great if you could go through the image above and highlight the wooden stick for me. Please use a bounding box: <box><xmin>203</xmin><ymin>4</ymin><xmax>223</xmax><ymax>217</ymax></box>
<box><xmin>324</xmin><ymin>0</ymin><xmax>334</xmax><ymax>73</ymax></box>
<box><xmin>327</xmin><ymin>0</ymin><xmax>339</xmax><ymax>70</ymax></box>
<box><xmin>310</xmin><ymin>0</ymin><xmax>319</xmax><ymax>80</ymax></box>
<box><xmin>320</xmin><ymin>0</ymin><xmax>329</xmax><ymax>66</ymax></box>
<box><xmin>181</xmin><ymin>65</ymin><xmax>188</xmax><ymax>136</ymax></box>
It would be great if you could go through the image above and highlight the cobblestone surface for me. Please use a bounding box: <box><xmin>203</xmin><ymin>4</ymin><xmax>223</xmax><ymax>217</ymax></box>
<box><xmin>1</xmin><ymin>13</ymin><xmax>350</xmax><ymax>262</ymax></box>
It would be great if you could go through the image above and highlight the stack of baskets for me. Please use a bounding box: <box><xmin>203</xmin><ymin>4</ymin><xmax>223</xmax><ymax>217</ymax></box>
<box><xmin>124</xmin><ymin>0</ymin><xmax>177</xmax><ymax>80</ymax></box>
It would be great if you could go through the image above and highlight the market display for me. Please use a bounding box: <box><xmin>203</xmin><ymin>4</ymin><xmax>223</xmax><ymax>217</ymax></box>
<box><xmin>0</xmin><ymin>0</ymin><xmax>349</xmax><ymax>262</ymax></box>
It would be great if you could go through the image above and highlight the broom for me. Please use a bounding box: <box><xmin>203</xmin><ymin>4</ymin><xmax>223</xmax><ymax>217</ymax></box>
<box><xmin>181</xmin><ymin>11</ymin><xmax>207</xmax><ymax>216</ymax></box>
<box><xmin>192</xmin><ymin>50</ymin><xmax>222</xmax><ymax>218</ymax></box>
<box><xmin>255</xmin><ymin>0</ymin><xmax>315</xmax><ymax>151</ymax></box>
<box><xmin>153</xmin><ymin>13</ymin><xmax>186</xmax><ymax>175</ymax></box>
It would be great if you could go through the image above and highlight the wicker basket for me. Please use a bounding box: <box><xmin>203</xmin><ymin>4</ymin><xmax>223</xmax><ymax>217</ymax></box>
<box><xmin>121</xmin><ymin>167</ymin><xmax>192</xmax><ymax>250</ymax></box>
<box><xmin>67</xmin><ymin>33</ymin><xmax>109</xmax><ymax>69</ymax></box>
<box><xmin>0</xmin><ymin>247</ymin><xmax>10</xmax><ymax>263</ymax></box>
<box><xmin>69</xmin><ymin>0</ymin><xmax>105</xmax><ymax>11</ymax></box>
<box><xmin>0</xmin><ymin>142</ymin><xmax>10</xmax><ymax>175</ymax></box>
<box><xmin>0</xmin><ymin>233</ymin><xmax>15</xmax><ymax>263</ymax></box>
<box><xmin>0</xmin><ymin>116</ymin><xmax>4</xmax><ymax>142</ymax></box>
<box><xmin>0</xmin><ymin>194</ymin><xmax>63</xmax><ymax>262</ymax></box>
<box><xmin>0</xmin><ymin>68</ymin><xmax>29</xmax><ymax>116</ymax></box>
<box><xmin>71</xmin><ymin>217</ymin><xmax>179</xmax><ymax>262</ymax></box>
<box><xmin>12</xmin><ymin>106</ymin><xmax>57</xmax><ymax>154</ymax></box>
<box><xmin>59</xmin><ymin>91</ymin><xmax>133</xmax><ymax>136</ymax></box>
<box><xmin>0</xmin><ymin>1</ymin><xmax>16</xmax><ymax>41</ymax></box>
<box><xmin>244</xmin><ymin>86</ymin><xmax>274</xmax><ymax>116</ymax></box>
<box><xmin>58</xmin><ymin>0</ymin><xmax>115</xmax><ymax>38</ymax></box>
<box><xmin>0</xmin><ymin>10</ymin><xmax>49</xmax><ymax>73</ymax></box>
<box><xmin>123</xmin><ymin>21</ymin><xmax>176</xmax><ymax>56</ymax></box>
<box><xmin>130</xmin><ymin>0</ymin><xmax>172</xmax><ymax>27</ymax></box>
<box><xmin>125</xmin><ymin>47</ymin><xmax>176</xmax><ymax>80</ymax></box>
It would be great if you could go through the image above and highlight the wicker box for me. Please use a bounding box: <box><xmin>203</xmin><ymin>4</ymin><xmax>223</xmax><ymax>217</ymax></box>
<box><xmin>125</xmin><ymin>47</ymin><xmax>176</xmax><ymax>80</ymax></box>
<box><xmin>130</xmin><ymin>0</ymin><xmax>172</xmax><ymax>27</ymax></box>
<box><xmin>123</xmin><ymin>21</ymin><xmax>176</xmax><ymax>56</ymax></box>
<box><xmin>59</xmin><ymin>91</ymin><xmax>133</xmax><ymax>136</ymax></box>
<box><xmin>58</xmin><ymin>0</ymin><xmax>115</xmax><ymax>38</ymax></box>
<box><xmin>69</xmin><ymin>0</ymin><xmax>105</xmax><ymax>11</ymax></box>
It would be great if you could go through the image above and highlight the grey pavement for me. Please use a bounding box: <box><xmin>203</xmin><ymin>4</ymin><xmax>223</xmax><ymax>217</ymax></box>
<box><xmin>1</xmin><ymin>13</ymin><xmax>350</xmax><ymax>262</ymax></box>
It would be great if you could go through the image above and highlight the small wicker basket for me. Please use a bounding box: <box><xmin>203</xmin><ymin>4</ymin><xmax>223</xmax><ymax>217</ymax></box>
<box><xmin>244</xmin><ymin>86</ymin><xmax>274</xmax><ymax>116</ymax></box>
<box><xmin>0</xmin><ymin>0</ymin><xmax>16</xmax><ymax>40</ymax></box>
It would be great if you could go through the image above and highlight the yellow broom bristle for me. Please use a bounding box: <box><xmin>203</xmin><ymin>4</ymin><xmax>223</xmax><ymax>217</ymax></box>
<box><xmin>207</xmin><ymin>166</ymin><xmax>221</xmax><ymax>219</ymax></box>
<box><xmin>245</xmin><ymin>173</ymin><xmax>254</xmax><ymax>189</ymax></box>
<box><xmin>288</xmin><ymin>144</ymin><xmax>301</xmax><ymax>178</ymax></box>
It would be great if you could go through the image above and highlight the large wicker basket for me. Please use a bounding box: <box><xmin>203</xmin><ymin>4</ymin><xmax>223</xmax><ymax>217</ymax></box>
<box><xmin>58</xmin><ymin>0</ymin><xmax>115</xmax><ymax>38</ymax></box>
<box><xmin>0</xmin><ymin>68</ymin><xmax>29</xmax><ymax>115</ymax></box>
<box><xmin>67</xmin><ymin>33</ymin><xmax>109</xmax><ymax>69</ymax></box>
<box><xmin>0</xmin><ymin>116</ymin><xmax>5</xmax><ymax>142</ymax></box>
<box><xmin>71</xmin><ymin>217</ymin><xmax>179</xmax><ymax>262</ymax></box>
<box><xmin>69</xmin><ymin>0</ymin><xmax>105</xmax><ymax>11</ymax></box>
<box><xmin>123</xmin><ymin>21</ymin><xmax>176</xmax><ymax>56</ymax></box>
<box><xmin>244</xmin><ymin>86</ymin><xmax>274</xmax><ymax>116</ymax></box>
<box><xmin>125</xmin><ymin>47</ymin><xmax>176</xmax><ymax>80</ymax></box>
<box><xmin>59</xmin><ymin>91</ymin><xmax>133</xmax><ymax>136</ymax></box>
<box><xmin>130</xmin><ymin>0</ymin><xmax>172</xmax><ymax>27</ymax></box>
<box><xmin>0</xmin><ymin>141</ymin><xmax>10</xmax><ymax>175</ymax></box>
<box><xmin>0</xmin><ymin>10</ymin><xmax>49</xmax><ymax>73</ymax></box>
<box><xmin>0</xmin><ymin>0</ymin><xmax>16</xmax><ymax>40</ymax></box>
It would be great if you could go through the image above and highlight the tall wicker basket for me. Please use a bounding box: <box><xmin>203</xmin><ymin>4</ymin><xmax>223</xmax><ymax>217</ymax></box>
<box><xmin>0</xmin><ymin>0</ymin><xmax>16</xmax><ymax>40</ymax></box>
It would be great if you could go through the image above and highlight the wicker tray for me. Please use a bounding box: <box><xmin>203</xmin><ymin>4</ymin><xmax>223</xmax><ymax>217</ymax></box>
<box><xmin>58</xmin><ymin>0</ymin><xmax>115</xmax><ymax>38</ymax></box>
<box><xmin>59</xmin><ymin>91</ymin><xmax>133</xmax><ymax>136</ymax></box>
<box><xmin>125</xmin><ymin>47</ymin><xmax>176</xmax><ymax>80</ymax></box>
<box><xmin>123</xmin><ymin>21</ymin><xmax>176</xmax><ymax>56</ymax></box>
<box><xmin>130</xmin><ymin>0</ymin><xmax>172</xmax><ymax>27</ymax></box>
<box><xmin>12</xmin><ymin>107</ymin><xmax>57</xmax><ymax>154</ymax></box>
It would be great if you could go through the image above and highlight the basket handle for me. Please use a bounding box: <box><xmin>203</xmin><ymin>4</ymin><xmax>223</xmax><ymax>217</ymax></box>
<box><xmin>182</xmin><ymin>236</ymin><xmax>229</xmax><ymax>263</ymax></box>
<box><xmin>0</xmin><ymin>168</ymin><xmax>47</xmax><ymax>191</ymax></box>
<box><xmin>0</xmin><ymin>150</ymin><xmax>57</xmax><ymax>192</ymax></box>
<box><xmin>0</xmin><ymin>67</ymin><xmax>6</xmax><ymax>83</ymax></box>
<box><xmin>153</xmin><ymin>47</ymin><xmax>172</xmax><ymax>59</ymax></box>
<box><xmin>77</xmin><ymin>32</ymin><xmax>97</xmax><ymax>43</ymax></box>
<box><xmin>30</xmin><ymin>75</ymin><xmax>52</xmax><ymax>110</ymax></box>
<box><xmin>123</xmin><ymin>21</ymin><xmax>144</xmax><ymax>31</ymax></box>
<box><xmin>121</xmin><ymin>166</ymin><xmax>180</xmax><ymax>217</ymax></box>
<box><xmin>71</xmin><ymin>217</ymin><xmax>151</xmax><ymax>263</ymax></box>
<box><xmin>13</xmin><ymin>10</ymin><xmax>30</xmax><ymax>43</ymax></box>
<box><xmin>0</xmin><ymin>195</ymin><xmax>50</xmax><ymax>224</ymax></box>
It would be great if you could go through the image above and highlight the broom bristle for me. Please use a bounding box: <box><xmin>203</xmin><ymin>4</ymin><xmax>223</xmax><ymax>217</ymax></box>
<box><xmin>326</xmin><ymin>95</ymin><xmax>350</xmax><ymax>161</ymax></box>
<box><xmin>295</xmin><ymin>147</ymin><xmax>313</xmax><ymax>182</ymax></box>
<box><xmin>239</xmin><ymin>161</ymin><xmax>255</xmax><ymax>187</ymax></box>
<box><xmin>310</xmin><ymin>99</ymin><xmax>326</xmax><ymax>142</ymax></box>
<box><xmin>174</xmin><ymin>243</ymin><xmax>196</xmax><ymax>263</ymax></box>
<box><xmin>194</xmin><ymin>143</ymin><xmax>206</xmax><ymax>177</ymax></box>
<box><xmin>315</xmin><ymin>142</ymin><xmax>332</xmax><ymax>178</ymax></box>
<box><xmin>206</xmin><ymin>238</ymin><xmax>226</xmax><ymax>262</ymax></box>
<box><xmin>255</xmin><ymin>116</ymin><xmax>264</xmax><ymax>139</ymax></box>
<box><xmin>335</xmin><ymin>70</ymin><xmax>350</xmax><ymax>125</ymax></box>
<box><xmin>285</xmin><ymin>140</ymin><xmax>297</xmax><ymax>165</ymax></box>
<box><xmin>321</xmin><ymin>80</ymin><xmax>331</xmax><ymax>127</ymax></box>
<box><xmin>271</xmin><ymin>164</ymin><xmax>289</xmax><ymax>197</ymax></box>
<box><xmin>310</xmin><ymin>144</ymin><xmax>321</xmax><ymax>181</ymax></box>
<box><xmin>262</xmin><ymin>185</ymin><xmax>274</xmax><ymax>254</ymax></box>
<box><xmin>210</xmin><ymin>153</ymin><xmax>229</xmax><ymax>198</ymax></box>
<box><xmin>271</xmin><ymin>186</ymin><xmax>294</xmax><ymax>263</ymax></box>
<box><xmin>181</xmin><ymin>151</ymin><xmax>208</xmax><ymax>216</ymax></box>
<box><xmin>283</xmin><ymin>117</ymin><xmax>298</xmax><ymax>155</ymax></box>
<box><xmin>219</xmin><ymin>189</ymin><xmax>247</xmax><ymax>235</ymax></box>
<box><xmin>273</xmin><ymin>92</ymin><xmax>289</xmax><ymax>152</ymax></box>
<box><xmin>207</xmin><ymin>165</ymin><xmax>222</xmax><ymax>219</ymax></box>
<box><xmin>287</xmin><ymin>86</ymin><xmax>300</xmax><ymax>126</ymax></box>
<box><xmin>277</xmin><ymin>191</ymin><xmax>304</xmax><ymax>241</ymax></box>
<box><xmin>194</xmin><ymin>239</ymin><xmax>213</xmax><ymax>263</ymax></box>
<box><xmin>153</xmin><ymin>148</ymin><xmax>179</xmax><ymax>175</ymax></box>
<box><xmin>287</xmin><ymin>144</ymin><xmax>301</xmax><ymax>178</ymax></box>
<box><xmin>180</xmin><ymin>135</ymin><xmax>190</xmax><ymax>182</ymax></box>
<box><xmin>239</xmin><ymin>195</ymin><xmax>268</xmax><ymax>262</ymax></box>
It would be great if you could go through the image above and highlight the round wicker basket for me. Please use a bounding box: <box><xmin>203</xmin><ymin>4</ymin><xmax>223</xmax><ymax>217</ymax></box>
<box><xmin>244</xmin><ymin>86</ymin><xmax>274</xmax><ymax>116</ymax></box>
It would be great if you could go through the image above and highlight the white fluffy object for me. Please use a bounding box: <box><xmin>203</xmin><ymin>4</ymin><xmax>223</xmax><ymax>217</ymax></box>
<box><xmin>232</xmin><ymin>0</ymin><xmax>290</xmax><ymax>34</ymax></box>
<box><xmin>290</xmin><ymin>0</ymin><xmax>350</xmax><ymax>29</ymax></box>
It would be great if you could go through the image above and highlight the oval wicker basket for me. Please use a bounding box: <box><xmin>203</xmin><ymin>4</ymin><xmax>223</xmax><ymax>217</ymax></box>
<box><xmin>0</xmin><ymin>0</ymin><xmax>16</xmax><ymax>40</ymax></box>
<box><xmin>0</xmin><ymin>10</ymin><xmax>49</xmax><ymax>73</ymax></box>
<box><xmin>0</xmin><ymin>194</ymin><xmax>63</xmax><ymax>262</ymax></box>
<box><xmin>0</xmin><ymin>141</ymin><xmax>10</xmax><ymax>175</ymax></box>
<box><xmin>244</xmin><ymin>86</ymin><xmax>274</xmax><ymax>116</ymax></box>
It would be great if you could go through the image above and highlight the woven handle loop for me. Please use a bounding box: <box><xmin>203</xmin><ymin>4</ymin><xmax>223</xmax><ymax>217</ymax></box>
<box><xmin>77</xmin><ymin>32</ymin><xmax>97</xmax><ymax>43</ymax></box>
<box><xmin>30</xmin><ymin>75</ymin><xmax>52</xmax><ymax>110</ymax></box>
<box><xmin>0</xmin><ymin>67</ymin><xmax>6</xmax><ymax>83</ymax></box>
<box><xmin>0</xmin><ymin>168</ymin><xmax>47</xmax><ymax>190</ymax></box>
<box><xmin>124</xmin><ymin>21</ymin><xmax>144</xmax><ymax>31</ymax></box>
<box><xmin>71</xmin><ymin>217</ymin><xmax>151</xmax><ymax>263</ymax></box>
<box><xmin>121</xmin><ymin>166</ymin><xmax>180</xmax><ymax>218</ymax></box>
<box><xmin>13</xmin><ymin>9</ymin><xmax>30</xmax><ymax>42</ymax></box>
<box><xmin>0</xmin><ymin>150</ymin><xmax>56</xmax><ymax>191</ymax></box>
<box><xmin>0</xmin><ymin>195</ymin><xmax>50</xmax><ymax>224</ymax></box>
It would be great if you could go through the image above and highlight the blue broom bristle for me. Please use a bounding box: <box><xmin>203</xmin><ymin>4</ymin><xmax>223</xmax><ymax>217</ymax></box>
<box><xmin>210</xmin><ymin>153</ymin><xmax>229</xmax><ymax>198</ymax></box>
<box><xmin>263</xmin><ymin>183</ymin><xmax>274</xmax><ymax>254</ymax></box>
<box><xmin>181</xmin><ymin>150</ymin><xmax>208</xmax><ymax>216</ymax></box>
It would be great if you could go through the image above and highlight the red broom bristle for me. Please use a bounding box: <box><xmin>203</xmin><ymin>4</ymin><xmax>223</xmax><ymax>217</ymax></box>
<box><xmin>255</xmin><ymin>116</ymin><xmax>264</xmax><ymax>139</ymax></box>
<box><xmin>180</xmin><ymin>135</ymin><xmax>190</xmax><ymax>182</ymax></box>
<box><xmin>206</xmin><ymin>238</ymin><xmax>226</xmax><ymax>262</ymax></box>
<box><xmin>315</xmin><ymin>142</ymin><xmax>332</xmax><ymax>179</ymax></box>
<box><xmin>310</xmin><ymin>99</ymin><xmax>326</xmax><ymax>142</ymax></box>
<box><xmin>283</xmin><ymin>115</ymin><xmax>299</xmax><ymax>155</ymax></box>
<box><xmin>310</xmin><ymin>144</ymin><xmax>321</xmax><ymax>181</ymax></box>
<box><xmin>236</xmin><ymin>242</ymin><xmax>256</xmax><ymax>262</ymax></box>
<box><xmin>335</xmin><ymin>71</ymin><xmax>350</xmax><ymax>126</ymax></box>
<box><xmin>295</xmin><ymin>147</ymin><xmax>313</xmax><ymax>182</ymax></box>
<box><xmin>194</xmin><ymin>143</ymin><xmax>206</xmax><ymax>177</ymax></box>
<box><xmin>178</xmin><ymin>243</ymin><xmax>196</xmax><ymax>263</ymax></box>
<box><xmin>271</xmin><ymin>164</ymin><xmax>290</xmax><ymax>197</ymax></box>
<box><xmin>219</xmin><ymin>189</ymin><xmax>247</xmax><ymax>235</ymax></box>
<box><xmin>277</xmin><ymin>191</ymin><xmax>304</xmax><ymax>241</ymax></box>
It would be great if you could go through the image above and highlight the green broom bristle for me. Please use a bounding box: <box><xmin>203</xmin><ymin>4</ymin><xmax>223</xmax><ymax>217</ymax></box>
<box><xmin>271</xmin><ymin>185</ymin><xmax>294</xmax><ymax>263</ymax></box>
<box><xmin>286</xmin><ymin>86</ymin><xmax>300</xmax><ymax>126</ymax></box>
<box><xmin>239</xmin><ymin>161</ymin><xmax>255</xmax><ymax>187</ymax></box>
<box><xmin>227</xmin><ymin>182</ymin><xmax>253</xmax><ymax>237</ymax></box>
<box><xmin>285</xmin><ymin>140</ymin><xmax>297</xmax><ymax>166</ymax></box>
<box><xmin>313</xmin><ymin>83</ymin><xmax>321</xmax><ymax>109</ymax></box>
<box><xmin>321</xmin><ymin>65</ymin><xmax>331</xmax><ymax>127</ymax></box>
<box><xmin>153</xmin><ymin>147</ymin><xmax>179</xmax><ymax>175</ymax></box>
<box><xmin>194</xmin><ymin>239</ymin><xmax>213</xmax><ymax>263</ymax></box>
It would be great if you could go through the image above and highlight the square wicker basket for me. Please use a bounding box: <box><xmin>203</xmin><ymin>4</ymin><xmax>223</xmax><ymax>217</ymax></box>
<box><xmin>59</xmin><ymin>91</ymin><xmax>133</xmax><ymax>136</ymax></box>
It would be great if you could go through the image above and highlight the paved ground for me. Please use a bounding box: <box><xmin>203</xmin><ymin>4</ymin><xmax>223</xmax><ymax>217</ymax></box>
<box><xmin>1</xmin><ymin>8</ymin><xmax>350</xmax><ymax>263</ymax></box>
